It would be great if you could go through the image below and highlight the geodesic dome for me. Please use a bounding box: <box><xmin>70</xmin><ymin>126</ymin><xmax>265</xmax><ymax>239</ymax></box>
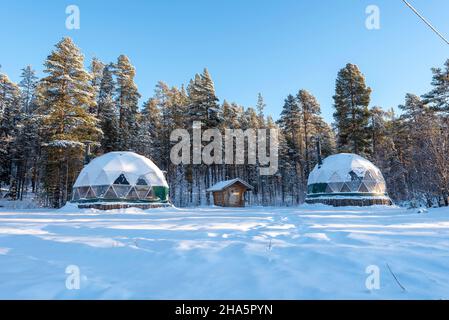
<box><xmin>71</xmin><ymin>151</ymin><xmax>169</xmax><ymax>203</ymax></box>
<box><xmin>306</xmin><ymin>153</ymin><xmax>391</xmax><ymax>206</ymax></box>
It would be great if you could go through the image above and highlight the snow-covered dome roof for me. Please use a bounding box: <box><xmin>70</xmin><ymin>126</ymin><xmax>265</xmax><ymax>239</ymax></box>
<box><xmin>71</xmin><ymin>151</ymin><xmax>169</xmax><ymax>204</ymax></box>
<box><xmin>74</xmin><ymin>151</ymin><xmax>168</xmax><ymax>188</ymax></box>
<box><xmin>307</xmin><ymin>153</ymin><xmax>387</xmax><ymax>196</ymax></box>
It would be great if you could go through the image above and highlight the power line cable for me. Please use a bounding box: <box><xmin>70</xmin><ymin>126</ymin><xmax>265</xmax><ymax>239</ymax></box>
<box><xmin>401</xmin><ymin>0</ymin><xmax>449</xmax><ymax>45</ymax></box>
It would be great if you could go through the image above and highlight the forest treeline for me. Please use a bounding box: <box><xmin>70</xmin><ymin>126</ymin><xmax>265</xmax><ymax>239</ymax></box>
<box><xmin>1</xmin><ymin>37</ymin><xmax>449</xmax><ymax>207</ymax></box>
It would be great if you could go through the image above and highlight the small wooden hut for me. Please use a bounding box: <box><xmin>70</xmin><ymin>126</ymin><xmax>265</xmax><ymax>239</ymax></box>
<box><xmin>207</xmin><ymin>178</ymin><xmax>253</xmax><ymax>207</ymax></box>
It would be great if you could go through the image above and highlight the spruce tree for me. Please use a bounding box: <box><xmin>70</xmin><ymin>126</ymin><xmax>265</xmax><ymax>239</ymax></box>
<box><xmin>333</xmin><ymin>63</ymin><xmax>372</xmax><ymax>155</ymax></box>
<box><xmin>277</xmin><ymin>94</ymin><xmax>301</xmax><ymax>144</ymax></box>
<box><xmin>256</xmin><ymin>93</ymin><xmax>266</xmax><ymax>127</ymax></box>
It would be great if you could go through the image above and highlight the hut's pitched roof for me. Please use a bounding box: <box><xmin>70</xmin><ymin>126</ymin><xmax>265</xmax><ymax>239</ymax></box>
<box><xmin>207</xmin><ymin>178</ymin><xmax>253</xmax><ymax>192</ymax></box>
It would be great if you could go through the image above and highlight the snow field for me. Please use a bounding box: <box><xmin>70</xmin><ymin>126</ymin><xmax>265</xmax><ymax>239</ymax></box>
<box><xmin>0</xmin><ymin>203</ymin><xmax>449</xmax><ymax>299</ymax></box>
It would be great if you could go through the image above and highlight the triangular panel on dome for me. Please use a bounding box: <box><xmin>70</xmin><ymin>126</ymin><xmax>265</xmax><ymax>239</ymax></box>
<box><xmin>113</xmin><ymin>185</ymin><xmax>131</xmax><ymax>198</ymax></box>
<box><xmin>92</xmin><ymin>185</ymin><xmax>109</xmax><ymax>198</ymax></box>
<box><xmin>340</xmin><ymin>183</ymin><xmax>351</xmax><ymax>193</ymax></box>
<box><xmin>363</xmin><ymin>170</ymin><xmax>376</xmax><ymax>182</ymax></box>
<box><xmin>93</xmin><ymin>170</ymin><xmax>111</xmax><ymax>186</ymax></box>
<box><xmin>373</xmin><ymin>169</ymin><xmax>382</xmax><ymax>179</ymax></box>
<box><xmin>329</xmin><ymin>172</ymin><xmax>342</xmax><ymax>183</ymax></box>
<box><xmin>358</xmin><ymin>182</ymin><xmax>370</xmax><ymax>193</ymax></box>
<box><xmin>85</xmin><ymin>187</ymin><xmax>96</xmax><ymax>199</ymax></box>
<box><xmin>147</xmin><ymin>172</ymin><xmax>163</xmax><ymax>184</ymax></box>
<box><xmin>103</xmin><ymin>186</ymin><xmax>118</xmax><ymax>199</ymax></box>
<box><xmin>328</xmin><ymin>182</ymin><xmax>344</xmax><ymax>193</ymax></box>
<box><xmin>114</xmin><ymin>174</ymin><xmax>130</xmax><ymax>185</ymax></box>
<box><xmin>78</xmin><ymin>186</ymin><xmax>90</xmax><ymax>199</ymax></box>
<box><xmin>347</xmin><ymin>180</ymin><xmax>362</xmax><ymax>192</ymax></box>
<box><xmin>364</xmin><ymin>181</ymin><xmax>377</xmax><ymax>192</ymax></box>
<box><xmin>76</xmin><ymin>172</ymin><xmax>90</xmax><ymax>187</ymax></box>
<box><xmin>136</xmin><ymin>185</ymin><xmax>151</xmax><ymax>199</ymax></box>
<box><xmin>126</xmin><ymin>187</ymin><xmax>139</xmax><ymax>200</ymax></box>
<box><xmin>312</xmin><ymin>169</ymin><xmax>327</xmax><ymax>184</ymax></box>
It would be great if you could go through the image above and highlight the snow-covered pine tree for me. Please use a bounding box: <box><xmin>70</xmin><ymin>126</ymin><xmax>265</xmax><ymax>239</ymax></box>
<box><xmin>256</xmin><ymin>93</ymin><xmax>266</xmax><ymax>127</ymax></box>
<box><xmin>277</xmin><ymin>94</ymin><xmax>304</xmax><ymax>204</ymax></box>
<box><xmin>297</xmin><ymin>89</ymin><xmax>321</xmax><ymax>176</ymax></box>
<box><xmin>187</xmin><ymin>69</ymin><xmax>222</xmax><ymax>128</ymax></box>
<box><xmin>37</xmin><ymin>37</ymin><xmax>101</xmax><ymax>207</ymax></box>
<box><xmin>333</xmin><ymin>63</ymin><xmax>372</xmax><ymax>156</ymax></box>
<box><xmin>19</xmin><ymin>65</ymin><xmax>38</xmax><ymax>114</ymax></box>
<box><xmin>397</xmin><ymin>93</ymin><xmax>449</xmax><ymax>204</ymax></box>
<box><xmin>114</xmin><ymin>55</ymin><xmax>141</xmax><ymax>152</ymax></box>
<box><xmin>421</xmin><ymin>60</ymin><xmax>449</xmax><ymax>204</ymax></box>
<box><xmin>423</xmin><ymin>59</ymin><xmax>449</xmax><ymax>114</ymax></box>
<box><xmin>368</xmin><ymin>106</ymin><xmax>408</xmax><ymax>201</ymax></box>
<box><xmin>89</xmin><ymin>57</ymin><xmax>105</xmax><ymax>115</ymax></box>
<box><xmin>0</xmin><ymin>72</ymin><xmax>21</xmax><ymax>197</ymax></box>
<box><xmin>313</xmin><ymin>118</ymin><xmax>336</xmax><ymax>158</ymax></box>
<box><xmin>138</xmin><ymin>97</ymin><xmax>161</xmax><ymax>160</ymax></box>
<box><xmin>12</xmin><ymin>65</ymin><xmax>41</xmax><ymax>200</ymax></box>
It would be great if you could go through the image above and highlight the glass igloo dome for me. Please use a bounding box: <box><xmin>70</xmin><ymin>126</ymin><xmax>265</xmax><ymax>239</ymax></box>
<box><xmin>71</xmin><ymin>151</ymin><xmax>169</xmax><ymax>203</ymax></box>
<box><xmin>305</xmin><ymin>153</ymin><xmax>392</xmax><ymax>206</ymax></box>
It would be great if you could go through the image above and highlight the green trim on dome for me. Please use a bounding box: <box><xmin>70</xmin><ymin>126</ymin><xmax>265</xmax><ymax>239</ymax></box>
<box><xmin>153</xmin><ymin>186</ymin><xmax>169</xmax><ymax>202</ymax></box>
<box><xmin>307</xmin><ymin>183</ymin><xmax>328</xmax><ymax>194</ymax></box>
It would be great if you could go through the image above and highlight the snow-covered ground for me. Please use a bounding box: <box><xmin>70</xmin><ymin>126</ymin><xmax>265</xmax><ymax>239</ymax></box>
<box><xmin>0</xmin><ymin>203</ymin><xmax>449</xmax><ymax>299</ymax></box>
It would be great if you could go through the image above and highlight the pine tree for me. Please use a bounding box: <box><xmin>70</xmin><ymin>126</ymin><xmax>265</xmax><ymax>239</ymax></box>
<box><xmin>0</xmin><ymin>72</ymin><xmax>21</xmax><ymax>196</ymax></box>
<box><xmin>222</xmin><ymin>100</ymin><xmax>241</xmax><ymax>129</ymax></box>
<box><xmin>12</xmin><ymin>65</ymin><xmax>40</xmax><ymax>200</ymax></box>
<box><xmin>98</xmin><ymin>64</ymin><xmax>119</xmax><ymax>152</ymax></box>
<box><xmin>114</xmin><ymin>55</ymin><xmax>141</xmax><ymax>151</ymax></box>
<box><xmin>89</xmin><ymin>57</ymin><xmax>105</xmax><ymax>115</ymax></box>
<box><xmin>277</xmin><ymin>94</ymin><xmax>301</xmax><ymax>146</ymax></box>
<box><xmin>187</xmin><ymin>68</ymin><xmax>221</xmax><ymax>128</ymax></box>
<box><xmin>277</xmin><ymin>94</ymin><xmax>304</xmax><ymax>203</ymax></box>
<box><xmin>333</xmin><ymin>63</ymin><xmax>372</xmax><ymax>155</ymax></box>
<box><xmin>37</xmin><ymin>37</ymin><xmax>100</xmax><ymax>207</ymax></box>
<box><xmin>297</xmin><ymin>89</ymin><xmax>321</xmax><ymax>176</ymax></box>
<box><xmin>423</xmin><ymin>59</ymin><xmax>449</xmax><ymax>113</ymax></box>
<box><xmin>138</xmin><ymin>97</ymin><xmax>161</xmax><ymax>159</ymax></box>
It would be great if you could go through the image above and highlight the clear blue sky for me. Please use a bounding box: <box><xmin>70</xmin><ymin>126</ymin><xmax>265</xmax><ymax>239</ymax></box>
<box><xmin>1</xmin><ymin>0</ymin><xmax>448</xmax><ymax>122</ymax></box>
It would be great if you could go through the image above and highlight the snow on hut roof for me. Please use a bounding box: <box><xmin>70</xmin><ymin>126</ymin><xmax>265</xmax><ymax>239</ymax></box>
<box><xmin>73</xmin><ymin>151</ymin><xmax>168</xmax><ymax>188</ymax></box>
<box><xmin>308</xmin><ymin>153</ymin><xmax>383</xmax><ymax>185</ymax></box>
<box><xmin>207</xmin><ymin>178</ymin><xmax>253</xmax><ymax>192</ymax></box>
